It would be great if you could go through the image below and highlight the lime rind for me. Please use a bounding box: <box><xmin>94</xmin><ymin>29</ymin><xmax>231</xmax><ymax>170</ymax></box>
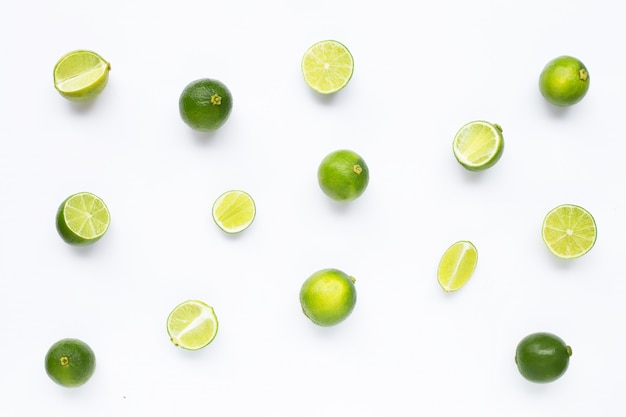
<box><xmin>167</xmin><ymin>300</ymin><xmax>218</xmax><ymax>350</ymax></box>
<box><xmin>452</xmin><ymin>121</ymin><xmax>504</xmax><ymax>171</ymax></box>
<box><xmin>53</xmin><ymin>50</ymin><xmax>110</xmax><ymax>101</ymax></box>
<box><xmin>437</xmin><ymin>241</ymin><xmax>478</xmax><ymax>292</ymax></box>
<box><xmin>542</xmin><ymin>204</ymin><xmax>597</xmax><ymax>259</ymax></box>
<box><xmin>212</xmin><ymin>190</ymin><xmax>256</xmax><ymax>234</ymax></box>
<box><xmin>56</xmin><ymin>192</ymin><xmax>110</xmax><ymax>245</ymax></box>
<box><xmin>301</xmin><ymin>40</ymin><xmax>354</xmax><ymax>94</ymax></box>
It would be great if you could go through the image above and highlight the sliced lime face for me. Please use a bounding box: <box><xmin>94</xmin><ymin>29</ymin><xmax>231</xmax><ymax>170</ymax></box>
<box><xmin>166</xmin><ymin>300</ymin><xmax>218</xmax><ymax>350</ymax></box>
<box><xmin>53</xmin><ymin>50</ymin><xmax>110</xmax><ymax>101</ymax></box>
<box><xmin>437</xmin><ymin>241</ymin><xmax>478</xmax><ymax>292</ymax></box>
<box><xmin>56</xmin><ymin>192</ymin><xmax>110</xmax><ymax>246</ymax></box>
<box><xmin>301</xmin><ymin>40</ymin><xmax>354</xmax><ymax>94</ymax></box>
<box><xmin>212</xmin><ymin>190</ymin><xmax>256</xmax><ymax>234</ymax></box>
<box><xmin>452</xmin><ymin>121</ymin><xmax>504</xmax><ymax>171</ymax></box>
<box><xmin>542</xmin><ymin>204</ymin><xmax>597</xmax><ymax>259</ymax></box>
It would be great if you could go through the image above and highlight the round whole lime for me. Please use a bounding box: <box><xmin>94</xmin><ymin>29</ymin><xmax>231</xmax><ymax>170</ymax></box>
<box><xmin>179</xmin><ymin>78</ymin><xmax>233</xmax><ymax>131</ymax></box>
<box><xmin>45</xmin><ymin>338</ymin><xmax>96</xmax><ymax>387</ymax></box>
<box><xmin>318</xmin><ymin>150</ymin><xmax>369</xmax><ymax>202</ymax></box>
<box><xmin>539</xmin><ymin>56</ymin><xmax>589</xmax><ymax>107</ymax></box>
<box><xmin>515</xmin><ymin>332</ymin><xmax>572</xmax><ymax>383</ymax></box>
<box><xmin>299</xmin><ymin>268</ymin><xmax>357</xmax><ymax>326</ymax></box>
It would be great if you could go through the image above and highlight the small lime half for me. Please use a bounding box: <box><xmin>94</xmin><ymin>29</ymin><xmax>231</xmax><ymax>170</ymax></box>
<box><xmin>53</xmin><ymin>50</ymin><xmax>110</xmax><ymax>101</ymax></box>
<box><xmin>56</xmin><ymin>192</ymin><xmax>110</xmax><ymax>246</ymax></box>
<box><xmin>301</xmin><ymin>40</ymin><xmax>354</xmax><ymax>94</ymax></box>
<box><xmin>212</xmin><ymin>190</ymin><xmax>256</xmax><ymax>234</ymax></box>
<box><xmin>542</xmin><ymin>204</ymin><xmax>596</xmax><ymax>259</ymax></box>
<box><xmin>166</xmin><ymin>300</ymin><xmax>218</xmax><ymax>350</ymax></box>
<box><xmin>437</xmin><ymin>241</ymin><xmax>478</xmax><ymax>292</ymax></box>
<box><xmin>452</xmin><ymin>121</ymin><xmax>504</xmax><ymax>171</ymax></box>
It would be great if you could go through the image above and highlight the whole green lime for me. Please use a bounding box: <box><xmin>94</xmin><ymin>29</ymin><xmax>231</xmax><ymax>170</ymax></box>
<box><xmin>45</xmin><ymin>338</ymin><xmax>96</xmax><ymax>387</ymax></box>
<box><xmin>515</xmin><ymin>332</ymin><xmax>572</xmax><ymax>383</ymax></box>
<box><xmin>179</xmin><ymin>78</ymin><xmax>233</xmax><ymax>131</ymax></box>
<box><xmin>539</xmin><ymin>56</ymin><xmax>589</xmax><ymax>107</ymax></box>
<box><xmin>300</xmin><ymin>268</ymin><xmax>357</xmax><ymax>326</ymax></box>
<box><xmin>317</xmin><ymin>150</ymin><xmax>369</xmax><ymax>202</ymax></box>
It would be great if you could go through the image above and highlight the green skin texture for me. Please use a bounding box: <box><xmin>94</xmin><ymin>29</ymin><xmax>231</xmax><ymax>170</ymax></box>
<box><xmin>45</xmin><ymin>338</ymin><xmax>96</xmax><ymax>387</ymax></box>
<box><xmin>539</xmin><ymin>56</ymin><xmax>589</xmax><ymax>107</ymax></box>
<box><xmin>300</xmin><ymin>269</ymin><xmax>357</xmax><ymax>326</ymax></box>
<box><xmin>179</xmin><ymin>78</ymin><xmax>233</xmax><ymax>131</ymax></box>
<box><xmin>317</xmin><ymin>150</ymin><xmax>369</xmax><ymax>201</ymax></box>
<box><xmin>515</xmin><ymin>332</ymin><xmax>572</xmax><ymax>383</ymax></box>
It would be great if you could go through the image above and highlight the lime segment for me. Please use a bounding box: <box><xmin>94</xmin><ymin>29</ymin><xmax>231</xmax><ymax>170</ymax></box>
<box><xmin>56</xmin><ymin>192</ymin><xmax>110</xmax><ymax>246</ymax></box>
<box><xmin>53</xmin><ymin>50</ymin><xmax>110</xmax><ymax>101</ymax></box>
<box><xmin>542</xmin><ymin>204</ymin><xmax>597</xmax><ymax>259</ymax></box>
<box><xmin>212</xmin><ymin>190</ymin><xmax>256</xmax><ymax>234</ymax></box>
<box><xmin>452</xmin><ymin>121</ymin><xmax>504</xmax><ymax>171</ymax></box>
<box><xmin>301</xmin><ymin>40</ymin><xmax>354</xmax><ymax>94</ymax></box>
<box><xmin>437</xmin><ymin>241</ymin><xmax>478</xmax><ymax>292</ymax></box>
<box><xmin>166</xmin><ymin>300</ymin><xmax>218</xmax><ymax>350</ymax></box>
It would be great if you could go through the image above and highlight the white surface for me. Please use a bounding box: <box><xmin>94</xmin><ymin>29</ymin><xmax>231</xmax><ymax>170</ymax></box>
<box><xmin>1</xmin><ymin>0</ymin><xmax>624</xmax><ymax>415</ymax></box>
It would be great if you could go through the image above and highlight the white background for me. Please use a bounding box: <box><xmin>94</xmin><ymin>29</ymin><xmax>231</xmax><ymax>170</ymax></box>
<box><xmin>1</xmin><ymin>0</ymin><xmax>625</xmax><ymax>415</ymax></box>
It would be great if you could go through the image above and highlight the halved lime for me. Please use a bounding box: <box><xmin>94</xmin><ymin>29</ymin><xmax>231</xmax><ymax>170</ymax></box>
<box><xmin>166</xmin><ymin>300</ymin><xmax>218</xmax><ymax>350</ymax></box>
<box><xmin>301</xmin><ymin>40</ymin><xmax>354</xmax><ymax>94</ymax></box>
<box><xmin>542</xmin><ymin>204</ymin><xmax>597</xmax><ymax>259</ymax></box>
<box><xmin>53</xmin><ymin>50</ymin><xmax>110</xmax><ymax>101</ymax></box>
<box><xmin>437</xmin><ymin>241</ymin><xmax>478</xmax><ymax>292</ymax></box>
<box><xmin>452</xmin><ymin>121</ymin><xmax>504</xmax><ymax>171</ymax></box>
<box><xmin>56</xmin><ymin>192</ymin><xmax>110</xmax><ymax>246</ymax></box>
<box><xmin>212</xmin><ymin>190</ymin><xmax>256</xmax><ymax>234</ymax></box>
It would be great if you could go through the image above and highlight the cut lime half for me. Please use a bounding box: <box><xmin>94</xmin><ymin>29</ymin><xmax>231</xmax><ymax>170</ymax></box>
<box><xmin>56</xmin><ymin>192</ymin><xmax>110</xmax><ymax>246</ymax></box>
<box><xmin>53</xmin><ymin>50</ymin><xmax>110</xmax><ymax>101</ymax></box>
<box><xmin>542</xmin><ymin>204</ymin><xmax>596</xmax><ymax>259</ymax></box>
<box><xmin>301</xmin><ymin>40</ymin><xmax>354</xmax><ymax>94</ymax></box>
<box><xmin>437</xmin><ymin>241</ymin><xmax>478</xmax><ymax>292</ymax></box>
<box><xmin>166</xmin><ymin>300</ymin><xmax>218</xmax><ymax>350</ymax></box>
<box><xmin>212</xmin><ymin>190</ymin><xmax>256</xmax><ymax>234</ymax></box>
<box><xmin>452</xmin><ymin>121</ymin><xmax>504</xmax><ymax>171</ymax></box>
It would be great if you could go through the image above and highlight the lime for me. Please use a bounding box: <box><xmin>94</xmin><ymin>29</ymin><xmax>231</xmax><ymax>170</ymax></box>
<box><xmin>539</xmin><ymin>55</ymin><xmax>589</xmax><ymax>107</ymax></box>
<box><xmin>515</xmin><ymin>332</ymin><xmax>572</xmax><ymax>383</ymax></box>
<box><xmin>437</xmin><ymin>241</ymin><xmax>478</xmax><ymax>292</ymax></box>
<box><xmin>56</xmin><ymin>192</ymin><xmax>110</xmax><ymax>246</ymax></box>
<box><xmin>452</xmin><ymin>121</ymin><xmax>504</xmax><ymax>171</ymax></box>
<box><xmin>166</xmin><ymin>300</ymin><xmax>218</xmax><ymax>350</ymax></box>
<box><xmin>301</xmin><ymin>40</ymin><xmax>354</xmax><ymax>94</ymax></box>
<box><xmin>179</xmin><ymin>78</ymin><xmax>233</xmax><ymax>132</ymax></box>
<box><xmin>299</xmin><ymin>268</ymin><xmax>357</xmax><ymax>327</ymax></box>
<box><xmin>212</xmin><ymin>190</ymin><xmax>256</xmax><ymax>234</ymax></box>
<box><xmin>318</xmin><ymin>150</ymin><xmax>369</xmax><ymax>202</ymax></box>
<box><xmin>542</xmin><ymin>204</ymin><xmax>596</xmax><ymax>259</ymax></box>
<box><xmin>45</xmin><ymin>338</ymin><xmax>96</xmax><ymax>387</ymax></box>
<box><xmin>53</xmin><ymin>50</ymin><xmax>110</xmax><ymax>101</ymax></box>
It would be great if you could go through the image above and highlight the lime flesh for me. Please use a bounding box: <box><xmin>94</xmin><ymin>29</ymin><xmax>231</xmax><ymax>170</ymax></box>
<box><xmin>167</xmin><ymin>300</ymin><xmax>218</xmax><ymax>350</ymax></box>
<box><xmin>299</xmin><ymin>268</ymin><xmax>357</xmax><ymax>327</ymax></box>
<box><xmin>56</xmin><ymin>192</ymin><xmax>110</xmax><ymax>246</ymax></box>
<box><xmin>53</xmin><ymin>50</ymin><xmax>110</xmax><ymax>101</ymax></box>
<box><xmin>301</xmin><ymin>40</ymin><xmax>354</xmax><ymax>94</ymax></box>
<box><xmin>542</xmin><ymin>204</ymin><xmax>596</xmax><ymax>259</ymax></box>
<box><xmin>212</xmin><ymin>190</ymin><xmax>256</xmax><ymax>233</ymax></box>
<box><xmin>437</xmin><ymin>241</ymin><xmax>478</xmax><ymax>292</ymax></box>
<box><xmin>452</xmin><ymin>121</ymin><xmax>504</xmax><ymax>171</ymax></box>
